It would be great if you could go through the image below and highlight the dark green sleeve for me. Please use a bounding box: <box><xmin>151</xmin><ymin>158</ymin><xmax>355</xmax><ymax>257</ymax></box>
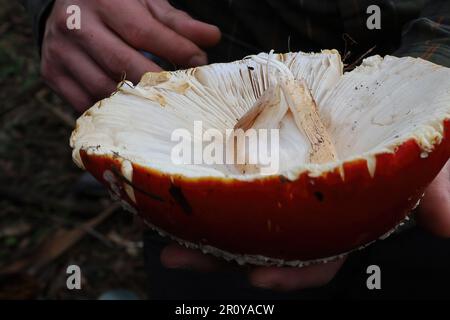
<box><xmin>20</xmin><ymin>0</ymin><xmax>55</xmax><ymax>50</ymax></box>
<box><xmin>394</xmin><ymin>0</ymin><xmax>450</xmax><ymax>67</ymax></box>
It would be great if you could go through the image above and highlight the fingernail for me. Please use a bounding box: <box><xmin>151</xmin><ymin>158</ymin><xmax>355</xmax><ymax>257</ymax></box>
<box><xmin>164</xmin><ymin>261</ymin><xmax>192</xmax><ymax>270</ymax></box>
<box><xmin>250</xmin><ymin>277</ymin><xmax>278</xmax><ymax>289</ymax></box>
<box><xmin>252</xmin><ymin>280</ymin><xmax>275</xmax><ymax>289</ymax></box>
<box><xmin>188</xmin><ymin>54</ymin><xmax>208</xmax><ymax>67</ymax></box>
<box><xmin>250</xmin><ymin>273</ymin><xmax>280</xmax><ymax>290</ymax></box>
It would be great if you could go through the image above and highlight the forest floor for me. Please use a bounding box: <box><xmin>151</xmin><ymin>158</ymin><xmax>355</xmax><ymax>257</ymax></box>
<box><xmin>0</xmin><ymin>1</ymin><xmax>148</xmax><ymax>299</ymax></box>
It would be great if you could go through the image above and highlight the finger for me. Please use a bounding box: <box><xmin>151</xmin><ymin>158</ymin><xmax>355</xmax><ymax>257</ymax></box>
<box><xmin>75</xmin><ymin>18</ymin><xmax>162</xmax><ymax>84</ymax></box>
<box><xmin>249</xmin><ymin>257</ymin><xmax>346</xmax><ymax>291</ymax></box>
<box><xmin>417</xmin><ymin>160</ymin><xmax>450</xmax><ymax>237</ymax></box>
<box><xmin>45</xmin><ymin>74</ymin><xmax>93</xmax><ymax>112</ymax></box>
<box><xmin>160</xmin><ymin>243</ymin><xmax>227</xmax><ymax>272</ymax></box>
<box><xmin>145</xmin><ymin>0</ymin><xmax>221</xmax><ymax>47</ymax></box>
<box><xmin>99</xmin><ymin>0</ymin><xmax>207</xmax><ymax>67</ymax></box>
<box><xmin>41</xmin><ymin>46</ymin><xmax>92</xmax><ymax>111</ymax></box>
<box><xmin>57</xmin><ymin>42</ymin><xmax>117</xmax><ymax>100</ymax></box>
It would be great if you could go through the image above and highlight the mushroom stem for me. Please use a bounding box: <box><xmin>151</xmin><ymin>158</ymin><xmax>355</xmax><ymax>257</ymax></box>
<box><xmin>232</xmin><ymin>85</ymin><xmax>285</xmax><ymax>175</ymax></box>
<box><xmin>234</xmin><ymin>85</ymin><xmax>280</xmax><ymax>132</ymax></box>
<box><xmin>280</xmin><ymin>78</ymin><xmax>337</xmax><ymax>164</ymax></box>
<box><xmin>231</xmin><ymin>78</ymin><xmax>337</xmax><ymax>175</ymax></box>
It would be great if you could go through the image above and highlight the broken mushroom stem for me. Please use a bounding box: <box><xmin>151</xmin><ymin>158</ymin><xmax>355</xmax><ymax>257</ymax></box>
<box><xmin>280</xmin><ymin>77</ymin><xmax>337</xmax><ymax>164</ymax></box>
<box><xmin>232</xmin><ymin>77</ymin><xmax>337</xmax><ymax>174</ymax></box>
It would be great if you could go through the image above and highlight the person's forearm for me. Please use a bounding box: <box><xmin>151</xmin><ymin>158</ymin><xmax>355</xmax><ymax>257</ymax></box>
<box><xmin>394</xmin><ymin>0</ymin><xmax>450</xmax><ymax>67</ymax></box>
<box><xmin>20</xmin><ymin>0</ymin><xmax>55</xmax><ymax>49</ymax></box>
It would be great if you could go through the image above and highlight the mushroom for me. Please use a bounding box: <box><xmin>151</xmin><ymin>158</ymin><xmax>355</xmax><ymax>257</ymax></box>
<box><xmin>70</xmin><ymin>50</ymin><xmax>450</xmax><ymax>266</ymax></box>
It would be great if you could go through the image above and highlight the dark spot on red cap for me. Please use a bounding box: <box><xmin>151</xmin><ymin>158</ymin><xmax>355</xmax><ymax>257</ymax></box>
<box><xmin>314</xmin><ymin>191</ymin><xmax>324</xmax><ymax>202</ymax></box>
<box><xmin>169</xmin><ymin>184</ymin><xmax>192</xmax><ymax>215</ymax></box>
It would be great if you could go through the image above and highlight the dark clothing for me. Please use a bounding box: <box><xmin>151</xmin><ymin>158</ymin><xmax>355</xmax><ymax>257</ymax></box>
<box><xmin>22</xmin><ymin>0</ymin><xmax>450</xmax><ymax>67</ymax></box>
<box><xmin>21</xmin><ymin>0</ymin><xmax>450</xmax><ymax>299</ymax></box>
<box><xmin>20</xmin><ymin>0</ymin><xmax>54</xmax><ymax>50</ymax></box>
<box><xmin>174</xmin><ymin>0</ymin><xmax>450</xmax><ymax>67</ymax></box>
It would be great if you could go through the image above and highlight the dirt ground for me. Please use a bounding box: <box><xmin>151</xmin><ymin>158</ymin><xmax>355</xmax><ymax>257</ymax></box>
<box><xmin>0</xmin><ymin>2</ymin><xmax>148</xmax><ymax>299</ymax></box>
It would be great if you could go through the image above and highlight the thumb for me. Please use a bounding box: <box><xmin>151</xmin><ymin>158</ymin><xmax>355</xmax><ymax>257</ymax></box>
<box><xmin>417</xmin><ymin>160</ymin><xmax>450</xmax><ymax>237</ymax></box>
<box><xmin>145</xmin><ymin>0</ymin><xmax>221</xmax><ymax>48</ymax></box>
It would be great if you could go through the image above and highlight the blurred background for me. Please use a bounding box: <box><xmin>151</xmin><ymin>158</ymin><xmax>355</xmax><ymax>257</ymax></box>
<box><xmin>0</xmin><ymin>1</ymin><xmax>147</xmax><ymax>299</ymax></box>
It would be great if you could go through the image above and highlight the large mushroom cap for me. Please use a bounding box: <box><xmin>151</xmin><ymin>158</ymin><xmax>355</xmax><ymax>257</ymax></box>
<box><xmin>70</xmin><ymin>50</ymin><xmax>450</xmax><ymax>266</ymax></box>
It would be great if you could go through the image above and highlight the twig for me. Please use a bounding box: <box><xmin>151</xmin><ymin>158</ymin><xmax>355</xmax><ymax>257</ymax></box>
<box><xmin>344</xmin><ymin>46</ymin><xmax>376</xmax><ymax>72</ymax></box>
<box><xmin>0</xmin><ymin>203</ymin><xmax>120</xmax><ymax>276</ymax></box>
<box><xmin>83</xmin><ymin>227</ymin><xmax>114</xmax><ymax>248</ymax></box>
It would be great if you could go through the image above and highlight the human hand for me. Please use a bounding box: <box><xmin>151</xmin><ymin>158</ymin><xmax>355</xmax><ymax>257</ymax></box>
<box><xmin>160</xmin><ymin>160</ymin><xmax>450</xmax><ymax>291</ymax></box>
<box><xmin>417</xmin><ymin>160</ymin><xmax>450</xmax><ymax>237</ymax></box>
<box><xmin>41</xmin><ymin>0</ymin><xmax>221</xmax><ymax>111</ymax></box>
<box><xmin>161</xmin><ymin>243</ymin><xmax>346</xmax><ymax>291</ymax></box>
